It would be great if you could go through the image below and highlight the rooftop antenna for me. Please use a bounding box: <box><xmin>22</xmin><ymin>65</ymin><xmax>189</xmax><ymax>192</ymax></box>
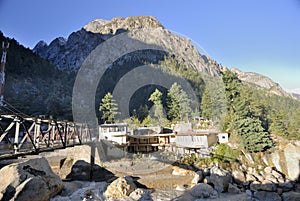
<box><xmin>0</xmin><ymin>40</ymin><xmax>9</xmax><ymax>106</ymax></box>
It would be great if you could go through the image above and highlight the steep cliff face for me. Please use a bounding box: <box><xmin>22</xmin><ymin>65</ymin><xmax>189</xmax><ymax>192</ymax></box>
<box><xmin>33</xmin><ymin>16</ymin><xmax>222</xmax><ymax>76</ymax></box>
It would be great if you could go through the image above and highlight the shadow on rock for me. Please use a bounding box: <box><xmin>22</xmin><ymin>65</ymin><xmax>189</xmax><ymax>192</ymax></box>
<box><xmin>66</xmin><ymin>160</ymin><xmax>116</xmax><ymax>182</ymax></box>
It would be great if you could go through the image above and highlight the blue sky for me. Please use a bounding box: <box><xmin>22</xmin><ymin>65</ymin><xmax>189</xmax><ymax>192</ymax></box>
<box><xmin>0</xmin><ymin>0</ymin><xmax>299</xmax><ymax>90</ymax></box>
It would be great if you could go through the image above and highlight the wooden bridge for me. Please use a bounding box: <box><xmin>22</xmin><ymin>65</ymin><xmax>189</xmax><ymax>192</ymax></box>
<box><xmin>0</xmin><ymin>114</ymin><xmax>92</xmax><ymax>159</ymax></box>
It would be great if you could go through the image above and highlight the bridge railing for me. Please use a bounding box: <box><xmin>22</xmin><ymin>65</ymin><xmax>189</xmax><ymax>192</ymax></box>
<box><xmin>0</xmin><ymin>114</ymin><xmax>91</xmax><ymax>156</ymax></box>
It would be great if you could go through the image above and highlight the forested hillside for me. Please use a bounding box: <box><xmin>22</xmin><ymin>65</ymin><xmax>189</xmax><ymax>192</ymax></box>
<box><xmin>0</xmin><ymin>32</ymin><xmax>74</xmax><ymax>120</ymax></box>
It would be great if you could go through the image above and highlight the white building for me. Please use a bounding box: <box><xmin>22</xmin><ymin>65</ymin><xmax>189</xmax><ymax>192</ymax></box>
<box><xmin>99</xmin><ymin>123</ymin><xmax>128</xmax><ymax>145</ymax></box>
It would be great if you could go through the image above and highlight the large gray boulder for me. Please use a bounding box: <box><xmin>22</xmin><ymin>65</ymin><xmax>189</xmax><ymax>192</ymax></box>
<box><xmin>253</xmin><ymin>191</ymin><xmax>281</xmax><ymax>201</ymax></box>
<box><xmin>282</xmin><ymin>191</ymin><xmax>300</xmax><ymax>201</ymax></box>
<box><xmin>0</xmin><ymin>157</ymin><xmax>63</xmax><ymax>201</ymax></box>
<box><xmin>208</xmin><ymin>166</ymin><xmax>232</xmax><ymax>193</ymax></box>
<box><xmin>190</xmin><ymin>183</ymin><xmax>218</xmax><ymax>198</ymax></box>
<box><xmin>232</xmin><ymin>169</ymin><xmax>246</xmax><ymax>184</ymax></box>
<box><xmin>250</xmin><ymin>180</ymin><xmax>277</xmax><ymax>192</ymax></box>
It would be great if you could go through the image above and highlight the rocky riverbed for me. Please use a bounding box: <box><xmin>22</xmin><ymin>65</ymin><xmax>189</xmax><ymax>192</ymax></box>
<box><xmin>1</xmin><ymin>145</ymin><xmax>300</xmax><ymax>201</ymax></box>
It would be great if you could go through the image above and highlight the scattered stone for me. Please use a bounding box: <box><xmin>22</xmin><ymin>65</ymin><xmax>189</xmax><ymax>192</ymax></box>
<box><xmin>129</xmin><ymin>188</ymin><xmax>150</xmax><ymax>200</ymax></box>
<box><xmin>175</xmin><ymin>185</ymin><xmax>187</xmax><ymax>191</ymax></box>
<box><xmin>282</xmin><ymin>191</ymin><xmax>300</xmax><ymax>201</ymax></box>
<box><xmin>104</xmin><ymin>176</ymin><xmax>136</xmax><ymax>198</ymax></box>
<box><xmin>190</xmin><ymin>183</ymin><xmax>218</xmax><ymax>198</ymax></box>
<box><xmin>246</xmin><ymin>173</ymin><xmax>257</xmax><ymax>182</ymax></box>
<box><xmin>191</xmin><ymin>170</ymin><xmax>203</xmax><ymax>185</ymax></box>
<box><xmin>232</xmin><ymin>170</ymin><xmax>246</xmax><ymax>184</ymax></box>
<box><xmin>0</xmin><ymin>157</ymin><xmax>63</xmax><ymax>201</ymax></box>
<box><xmin>250</xmin><ymin>180</ymin><xmax>276</xmax><ymax>192</ymax></box>
<box><xmin>264</xmin><ymin>173</ymin><xmax>278</xmax><ymax>183</ymax></box>
<box><xmin>264</xmin><ymin>166</ymin><xmax>273</xmax><ymax>174</ymax></box>
<box><xmin>271</xmin><ymin>170</ymin><xmax>285</xmax><ymax>183</ymax></box>
<box><xmin>279</xmin><ymin>181</ymin><xmax>294</xmax><ymax>192</ymax></box>
<box><xmin>209</xmin><ymin>166</ymin><xmax>232</xmax><ymax>193</ymax></box>
<box><xmin>253</xmin><ymin>191</ymin><xmax>281</xmax><ymax>201</ymax></box>
<box><xmin>172</xmin><ymin>166</ymin><xmax>196</xmax><ymax>176</ymax></box>
<box><xmin>246</xmin><ymin>189</ymin><xmax>252</xmax><ymax>197</ymax></box>
<box><xmin>203</xmin><ymin>168</ymin><xmax>210</xmax><ymax>177</ymax></box>
<box><xmin>253</xmin><ymin>172</ymin><xmax>265</xmax><ymax>182</ymax></box>
<box><xmin>228</xmin><ymin>183</ymin><xmax>241</xmax><ymax>194</ymax></box>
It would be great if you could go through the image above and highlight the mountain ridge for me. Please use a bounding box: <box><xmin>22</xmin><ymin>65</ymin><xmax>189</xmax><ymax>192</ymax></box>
<box><xmin>32</xmin><ymin>16</ymin><xmax>292</xmax><ymax>99</ymax></box>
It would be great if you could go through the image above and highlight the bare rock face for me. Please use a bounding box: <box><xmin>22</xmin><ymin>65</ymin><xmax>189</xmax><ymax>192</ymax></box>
<box><xmin>263</xmin><ymin>142</ymin><xmax>300</xmax><ymax>181</ymax></box>
<box><xmin>33</xmin><ymin>16</ymin><xmax>222</xmax><ymax>77</ymax></box>
<box><xmin>84</xmin><ymin>16</ymin><xmax>164</xmax><ymax>34</ymax></box>
<box><xmin>0</xmin><ymin>157</ymin><xmax>63</xmax><ymax>201</ymax></box>
<box><xmin>104</xmin><ymin>176</ymin><xmax>136</xmax><ymax>199</ymax></box>
<box><xmin>231</xmin><ymin>67</ymin><xmax>291</xmax><ymax>97</ymax></box>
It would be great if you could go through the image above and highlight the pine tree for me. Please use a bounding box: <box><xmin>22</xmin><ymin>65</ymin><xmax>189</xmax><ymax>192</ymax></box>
<box><xmin>167</xmin><ymin>83</ymin><xmax>191</xmax><ymax>121</ymax></box>
<box><xmin>99</xmin><ymin>92</ymin><xmax>119</xmax><ymax>124</ymax></box>
<box><xmin>200</xmin><ymin>88</ymin><xmax>212</xmax><ymax>119</ymax></box>
<box><xmin>149</xmin><ymin>89</ymin><xmax>164</xmax><ymax>121</ymax></box>
<box><xmin>235</xmin><ymin>117</ymin><xmax>273</xmax><ymax>152</ymax></box>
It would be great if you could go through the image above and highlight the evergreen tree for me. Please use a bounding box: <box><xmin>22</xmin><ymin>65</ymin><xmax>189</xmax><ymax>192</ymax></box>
<box><xmin>222</xmin><ymin>70</ymin><xmax>273</xmax><ymax>152</ymax></box>
<box><xmin>167</xmin><ymin>82</ymin><xmax>191</xmax><ymax>121</ymax></box>
<box><xmin>235</xmin><ymin>117</ymin><xmax>273</xmax><ymax>152</ymax></box>
<box><xmin>200</xmin><ymin>88</ymin><xmax>212</xmax><ymax>119</ymax></box>
<box><xmin>99</xmin><ymin>92</ymin><xmax>119</xmax><ymax>123</ymax></box>
<box><xmin>269</xmin><ymin>110</ymin><xmax>288</xmax><ymax>136</ymax></box>
<box><xmin>149</xmin><ymin>89</ymin><xmax>164</xmax><ymax>121</ymax></box>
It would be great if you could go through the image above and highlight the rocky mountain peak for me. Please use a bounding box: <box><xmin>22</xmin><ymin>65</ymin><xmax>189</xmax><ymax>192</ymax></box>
<box><xmin>83</xmin><ymin>16</ymin><xmax>164</xmax><ymax>34</ymax></box>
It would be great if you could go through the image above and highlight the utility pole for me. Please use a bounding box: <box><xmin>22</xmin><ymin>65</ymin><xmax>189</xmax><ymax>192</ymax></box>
<box><xmin>0</xmin><ymin>40</ymin><xmax>9</xmax><ymax>106</ymax></box>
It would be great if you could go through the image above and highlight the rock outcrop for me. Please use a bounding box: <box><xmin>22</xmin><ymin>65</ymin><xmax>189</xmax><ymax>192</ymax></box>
<box><xmin>0</xmin><ymin>157</ymin><xmax>63</xmax><ymax>201</ymax></box>
<box><xmin>262</xmin><ymin>142</ymin><xmax>300</xmax><ymax>181</ymax></box>
<box><xmin>104</xmin><ymin>176</ymin><xmax>136</xmax><ymax>199</ymax></box>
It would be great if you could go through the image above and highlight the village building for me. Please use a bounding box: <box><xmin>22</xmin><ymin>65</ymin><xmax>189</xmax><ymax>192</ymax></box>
<box><xmin>98</xmin><ymin>122</ymin><xmax>228</xmax><ymax>156</ymax></box>
<box><xmin>99</xmin><ymin>123</ymin><xmax>128</xmax><ymax>145</ymax></box>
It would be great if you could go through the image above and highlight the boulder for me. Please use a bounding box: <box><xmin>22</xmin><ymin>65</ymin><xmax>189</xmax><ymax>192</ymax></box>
<box><xmin>190</xmin><ymin>183</ymin><xmax>218</xmax><ymax>198</ymax></box>
<box><xmin>253</xmin><ymin>191</ymin><xmax>281</xmax><ymax>201</ymax></box>
<box><xmin>283</xmin><ymin>143</ymin><xmax>300</xmax><ymax>180</ymax></box>
<box><xmin>209</xmin><ymin>166</ymin><xmax>232</xmax><ymax>193</ymax></box>
<box><xmin>278</xmin><ymin>181</ymin><xmax>294</xmax><ymax>192</ymax></box>
<box><xmin>272</xmin><ymin>170</ymin><xmax>285</xmax><ymax>183</ymax></box>
<box><xmin>191</xmin><ymin>170</ymin><xmax>203</xmax><ymax>185</ymax></box>
<box><xmin>0</xmin><ymin>157</ymin><xmax>63</xmax><ymax>201</ymax></box>
<box><xmin>264</xmin><ymin>166</ymin><xmax>273</xmax><ymax>174</ymax></box>
<box><xmin>172</xmin><ymin>166</ymin><xmax>196</xmax><ymax>176</ymax></box>
<box><xmin>246</xmin><ymin>173</ymin><xmax>257</xmax><ymax>182</ymax></box>
<box><xmin>264</xmin><ymin>173</ymin><xmax>278</xmax><ymax>183</ymax></box>
<box><xmin>282</xmin><ymin>191</ymin><xmax>300</xmax><ymax>201</ymax></box>
<box><xmin>232</xmin><ymin>170</ymin><xmax>246</xmax><ymax>184</ymax></box>
<box><xmin>129</xmin><ymin>188</ymin><xmax>150</xmax><ymax>200</ymax></box>
<box><xmin>253</xmin><ymin>172</ymin><xmax>265</xmax><ymax>182</ymax></box>
<box><xmin>66</xmin><ymin>160</ymin><xmax>115</xmax><ymax>181</ymax></box>
<box><xmin>227</xmin><ymin>183</ymin><xmax>240</xmax><ymax>194</ymax></box>
<box><xmin>250</xmin><ymin>180</ymin><xmax>277</xmax><ymax>192</ymax></box>
<box><xmin>261</xmin><ymin>180</ymin><xmax>277</xmax><ymax>192</ymax></box>
<box><xmin>104</xmin><ymin>176</ymin><xmax>136</xmax><ymax>198</ymax></box>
